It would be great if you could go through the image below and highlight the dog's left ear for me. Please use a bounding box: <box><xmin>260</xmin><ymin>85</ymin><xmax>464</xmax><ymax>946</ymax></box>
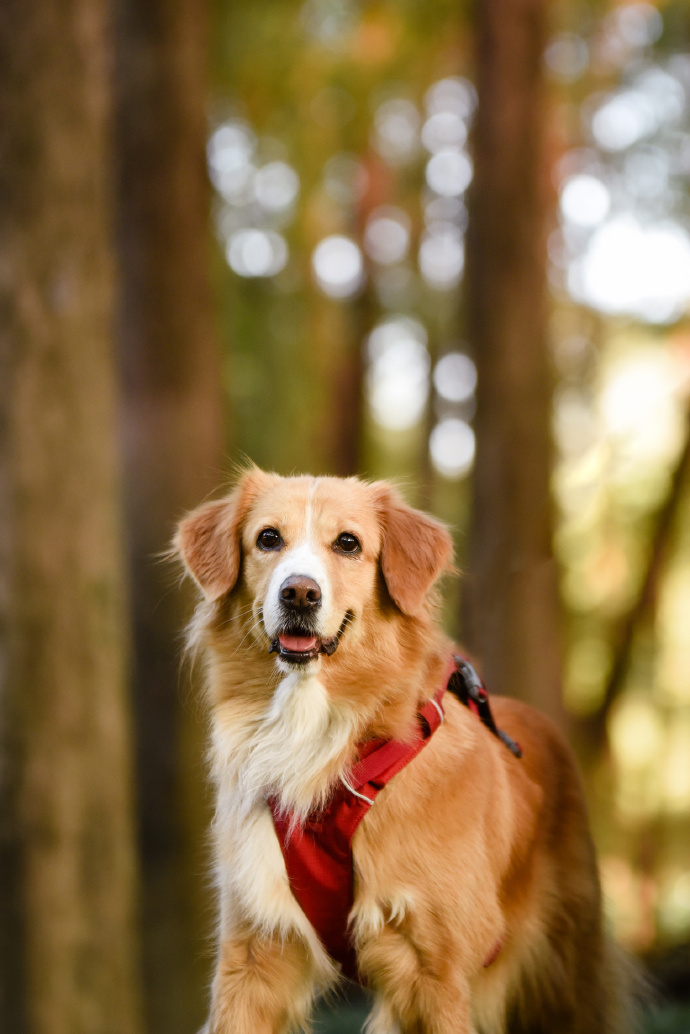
<box><xmin>374</xmin><ymin>485</ymin><xmax>454</xmax><ymax>616</ymax></box>
<box><xmin>174</xmin><ymin>470</ymin><xmax>263</xmax><ymax>601</ymax></box>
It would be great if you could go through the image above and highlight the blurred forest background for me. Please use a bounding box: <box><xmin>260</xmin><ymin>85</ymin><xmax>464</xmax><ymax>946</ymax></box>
<box><xmin>1</xmin><ymin>0</ymin><xmax>690</xmax><ymax>1032</ymax></box>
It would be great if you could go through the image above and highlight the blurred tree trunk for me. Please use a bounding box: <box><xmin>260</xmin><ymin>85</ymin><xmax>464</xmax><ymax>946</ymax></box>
<box><xmin>330</xmin><ymin>299</ymin><xmax>367</xmax><ymax>477</ymax></box>
<box><xmin>585</xmin><ymin>411</ymin><xmax>690</xmax><ymax>748</ymax></box>
<box><xmin>462</xmin><ymin>0</ymin><xmax>564</xmax><ymax>723</ymax></box>
<box><xmin>0</xmin><ymin>1</ymin><xmax>144</xmax><ymax>1032</ymax></box>
<box><xmin>113</xmin><ymin>1</ymin><xmax>224</xmax><ymax>1030</ymax></box>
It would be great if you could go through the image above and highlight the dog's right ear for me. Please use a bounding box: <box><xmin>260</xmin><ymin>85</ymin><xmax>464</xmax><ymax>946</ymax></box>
<box><xmin>373</xmin><ymin>483</ymin><xmax>454</xmax><ymax>616</ymax></box>
<box><xmin>174</xmin><ymin>474</ymin><xmax>260</xmax><ymax>601</ymax></box>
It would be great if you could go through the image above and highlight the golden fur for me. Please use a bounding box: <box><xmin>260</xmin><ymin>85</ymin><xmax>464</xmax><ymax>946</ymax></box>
<box><xmin>174</xmin><ymin>469</ymin><xmax>637</xmax><ymax>1034</ymax></box>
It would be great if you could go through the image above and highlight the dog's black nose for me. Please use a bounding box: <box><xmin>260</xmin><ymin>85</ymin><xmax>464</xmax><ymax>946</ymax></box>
<box><xmin>280</xmin><ymin>575</ymin><xmax>322</xmax><ymax>610</ymax></box>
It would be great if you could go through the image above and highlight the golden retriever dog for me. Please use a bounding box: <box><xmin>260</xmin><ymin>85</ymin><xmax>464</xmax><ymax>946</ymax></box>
<box><xmin>174</xmin><ymin>468</ymin><xmax>637</xmax><ymax>1034</ymax></box>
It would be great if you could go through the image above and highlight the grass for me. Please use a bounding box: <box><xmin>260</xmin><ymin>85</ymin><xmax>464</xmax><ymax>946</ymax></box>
<box><xmin>644</xmin><ymin>1003</ymin><xmax>690</xmax><ymax>1034</ymax></box>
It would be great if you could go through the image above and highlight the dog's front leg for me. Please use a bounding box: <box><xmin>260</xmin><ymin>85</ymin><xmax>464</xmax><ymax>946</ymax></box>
<box><xmin>360</xmin><ymin>928</ymin><xmax>476</xmax><ymax>1034</ymax></box>
<box><xmin>366</xmin><ymin>986</ymin><xmax>476</xmax><ymax>1034</ymax></box>
<box><xmin>207</xmin><ymin>926</ymin><xmax>317</xmax><ymax>1034</ymax></box>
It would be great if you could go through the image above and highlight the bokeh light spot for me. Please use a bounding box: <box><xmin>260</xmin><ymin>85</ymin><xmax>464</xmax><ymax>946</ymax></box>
<box><xmin>366</xmin><ymin>317</ymin><xmax>430</xmax><ymax>430</ymax></box>
<box><xmin>421</xmin><ymin>111</ymin><xmax>468</xmax><ymax>153</ymax></box>
<box><xmin>254</xmin><ymin>161</ymin><xmax>300</xmax><ymax>211</ymax></box>
<box><xmin>227</xmin><ymin>229</ymin><xmax>288</xmax><ymax>277</ymax></box>
<box><xmin>419</xmin><ymin>225</ymin><xmax>464</xmax><ymax>289</ymax></box>
<box><xmin>425</xmin><ymin>149</ymin><xmax>473</xmax><ymax>197</ymax></box>
<box><xmin>544</xmin><ymin>32</ymin><xmax>589</xmax><ymax>83</ymax></box>
<box><xmin>312</xmin><ymin>235</ymin><xmax>364</xmax><ymax>298</ymax></box>
<box><xmin>424</xmin><ymin>77</ymin><xmax>476</xmax><ymax>119</ymax></box>
<box><xmin>569</xmin><ymin>216</ymin><xmax>690</xmax><ymax>323</ymax></box>
<box><xmin>609</xmin><ymin>697</ymin><xmax>665</xmax><ymax>771</ymax></box>
<box><xmin>372</xmin><ymin>98</ymin><xmax>420</xmax><ymax>166</ymax></box>
<box><xmin>364</xmin><ymin>206</ymin><xmax>410</xmax><ymax>265</ymax></box>
<box><xmin>560</xmin><ymin>174</ymin><xmax>611</xmax><ymax>228</ymax></box>
<box><xmin>429</xmin><ymin>418</ymin><xmax>476</xmax><ymax>479</ymax></box>
<box><xmin>617</xmin><ymin>3</ymin><xmax>663</xmax><ymax>48</ymax></box>
<box><xmin>208</xmin><ymin>120</ymin><xmax>256</xmax><ymax>202</ymax></box>
<box><xmin>591</xmin><ymin>91</ymin><xmax>654</xmax><ymax>152</ymax></box>
<box><xmin>433</xmin><ymin>352</ymin><xmax>477</xmax><ymax>403</ymax></box>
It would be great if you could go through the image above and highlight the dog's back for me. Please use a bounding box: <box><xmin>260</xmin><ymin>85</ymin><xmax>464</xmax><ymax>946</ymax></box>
<box><xmin>481</xmin><ymin>698</ymin><xmax>643</xmax><ymax>1034</ymax></box>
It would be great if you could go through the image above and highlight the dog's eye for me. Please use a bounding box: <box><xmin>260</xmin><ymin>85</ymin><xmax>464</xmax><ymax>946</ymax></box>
<box><xmin>257</xmin><ymin>527</ymin><xmax>283</xmax><ymax>551</ymax></box>
<box><xmin>334</xmin><ymin>532</ymin><xmax>361</xmax><ymax>555</ymax></box>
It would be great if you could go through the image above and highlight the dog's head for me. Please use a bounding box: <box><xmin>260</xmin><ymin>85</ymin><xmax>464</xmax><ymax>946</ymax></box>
<box><xmin>174</xmin><ymin>468</ymin><xmax>453</xmax><ymax>673</ymax></box>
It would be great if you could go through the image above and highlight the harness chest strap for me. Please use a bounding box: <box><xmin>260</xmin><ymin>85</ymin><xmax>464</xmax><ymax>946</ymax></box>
<box><xmin>268</xmin><ymin>655</ymin><xmax>516</xmax><ymax>981</ymax></box>
<box><xmin>268</xmin><ymin>680</ymin><xmax>446</xmax><ymax>980</ymax></box>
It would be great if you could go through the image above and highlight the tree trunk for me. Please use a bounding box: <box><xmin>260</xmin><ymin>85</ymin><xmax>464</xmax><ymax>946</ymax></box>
<box><xmin>0</xmin><ymin>1</ymin><xmax>144</xmax><ymax>1031</ymax></box>
<box><xmin>462</xmin><ymin>0</ymin><xmax>564</xmax><ymax>722</ymax></box>
<box><xmin>113</xmin><ymin>1</ymin><xmax>224</xmax><ymax>1029</ymax></box>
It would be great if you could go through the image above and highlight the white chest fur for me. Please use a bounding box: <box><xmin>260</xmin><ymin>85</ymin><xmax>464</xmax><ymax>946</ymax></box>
<box><xmin>210</xmin><ymin>671</ymin><xmax>358</xmax><ymax>977</ymax></box>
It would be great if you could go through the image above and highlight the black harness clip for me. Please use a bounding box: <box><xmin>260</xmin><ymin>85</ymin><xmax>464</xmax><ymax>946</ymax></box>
<box><xmin>448</xmin><ymin>655</ymin><xmax>523</xmax><ymax>759</ymax></box>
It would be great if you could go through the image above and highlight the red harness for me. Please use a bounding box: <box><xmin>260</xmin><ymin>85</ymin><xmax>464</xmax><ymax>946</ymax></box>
<box><xmin>268</xmin><ymin>656</ymin><xmax>518</xmax><ymax>980</ymax></box>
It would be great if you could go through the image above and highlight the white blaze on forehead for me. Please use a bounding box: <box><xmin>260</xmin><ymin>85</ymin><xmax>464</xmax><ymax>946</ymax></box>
<box><xmin>305</xmin><ymin>477</ymin><xmax>319</xmax><ymax>540</ymax></box>
<box><xmin>262</xmin><ymin>481</ymin><xmax>332</xmax><ymax>637</ymax></box>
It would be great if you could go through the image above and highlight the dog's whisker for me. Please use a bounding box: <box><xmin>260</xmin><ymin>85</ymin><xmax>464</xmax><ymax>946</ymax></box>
<box><xmin>226</xmin><ymin>620</ymin><xmax>265</xmax><ymax>658</ymax></box>
<box><xmin>215</xmin><ymin>607</ymin><xmax>260</xmax><ymax>634</ymax></box>
<box><xmin>227</xmin><ymin>606</ymin><xmax>259</xmax><ymax>625</ymax></box>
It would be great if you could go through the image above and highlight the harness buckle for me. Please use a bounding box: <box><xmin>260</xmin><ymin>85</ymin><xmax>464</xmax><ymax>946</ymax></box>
<box><xmin>449</xmin><ymin>655</ymin><xmax>523</xmax><ymax>759</ymax></box>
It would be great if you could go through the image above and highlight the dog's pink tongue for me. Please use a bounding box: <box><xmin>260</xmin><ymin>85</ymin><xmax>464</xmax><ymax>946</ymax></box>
<box><xmin>279</xmin><ymin>634</ymin><xmax>318</xmax><ymax>652</ymax></box>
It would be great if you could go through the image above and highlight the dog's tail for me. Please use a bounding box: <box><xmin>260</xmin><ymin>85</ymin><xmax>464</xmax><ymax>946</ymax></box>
<box><xmin>604</xmin><ymin>936</ymin><xmax>655</xmax><ymax>1034</ymax></box>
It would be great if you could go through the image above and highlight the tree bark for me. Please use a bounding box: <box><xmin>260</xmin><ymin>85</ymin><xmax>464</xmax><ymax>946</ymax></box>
<box><xmin>0</xmin><ymin>1</ymin><xmax>144</xmax><ymax>1031</ymax></box>
<box><xmin>462</xmin><ymin>0</ymin><xmax>564</xmax><ymax>722</ymax></box>
<box><xmin>113</xmin><ymin>1</ymin><xmax>224</xmax><ymax>1029</ymax></box>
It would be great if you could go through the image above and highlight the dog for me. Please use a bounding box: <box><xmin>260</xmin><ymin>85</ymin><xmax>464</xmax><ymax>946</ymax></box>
<box><xmin>174</xmin><ymin>468</ymin><xmax>638</xmax><ymax>1034</ymax></box>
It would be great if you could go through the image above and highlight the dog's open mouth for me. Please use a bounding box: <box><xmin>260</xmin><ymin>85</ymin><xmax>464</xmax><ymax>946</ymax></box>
<box><xmin>269</xmin><ymin>611</ymin><xmax>353</xmax><ymax>664</ymax></box>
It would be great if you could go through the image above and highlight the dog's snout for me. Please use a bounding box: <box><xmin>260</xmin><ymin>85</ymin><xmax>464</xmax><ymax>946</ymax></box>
<box><xmin>280</xmin><ymin>575</ymin><xmax>322</xmax><ymax>611</ymax></box>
